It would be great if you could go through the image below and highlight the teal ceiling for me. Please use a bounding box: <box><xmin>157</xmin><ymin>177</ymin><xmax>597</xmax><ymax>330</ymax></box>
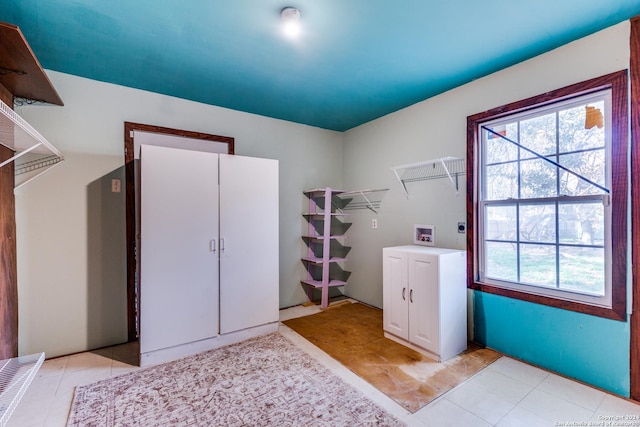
<box><xmin>2</xmin><ymin>1</ymin><xmax>640</xmax><ymax>131</ymax></box>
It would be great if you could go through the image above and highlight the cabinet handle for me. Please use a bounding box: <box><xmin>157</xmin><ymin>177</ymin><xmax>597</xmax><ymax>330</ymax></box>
<box><xmin>409</xmin><ymin>289</ymin><xmax>413</xmax><ymax>303</ymax></box>
<box><xmin>402</xmin><ymin>287</ymin><xmax>406</xmax><ymax>301</ymax></box>
<box><xmin>209</xmin><ymin>239</ymin><xmax>216</xmax><ymax>253</ymax></box>
<box><xmin>220</xmin><ymin>238</ymin><xmax>225</xmax><ymax>252</ymax></box>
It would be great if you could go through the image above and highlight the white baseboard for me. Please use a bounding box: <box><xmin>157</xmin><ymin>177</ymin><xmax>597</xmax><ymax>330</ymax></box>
<box><xmin>140</xmin><ymin>322</ymin><xmax>278</xmax><ymax>367</ymax></box>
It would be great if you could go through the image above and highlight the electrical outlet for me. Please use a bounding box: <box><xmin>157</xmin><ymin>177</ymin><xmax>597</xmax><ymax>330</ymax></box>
<box><xmin>111</xmin><ymin>179</ymin><xmax>121</xmax><ymax>193</ymax></box>
<box><xmin>372</xmin><ymin>219</ymin><xmax>378</xmax><ymax>229</ymax></box>
<box><xmin>457</xmin><ymin>222</ymin><xmax>466</xmax><ymax>233</ymax></box>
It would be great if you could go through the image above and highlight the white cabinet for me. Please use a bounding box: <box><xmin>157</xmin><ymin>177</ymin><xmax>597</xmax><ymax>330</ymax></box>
<box><xmin>383</xmin><ymin>245</ymin><xmax>467</xmax><ymax>362</ymax></box>
<box><xmin>139</xmin><ymin>144</ymin><xmax>279</xmax><ymax>366</ymax></box>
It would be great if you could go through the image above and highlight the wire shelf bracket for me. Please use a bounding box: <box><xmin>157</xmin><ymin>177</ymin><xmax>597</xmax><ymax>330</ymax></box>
<box><xmin>391</xmin><ymin>157</ymin><xmax>466</xmax><ymax>198</ymax></box>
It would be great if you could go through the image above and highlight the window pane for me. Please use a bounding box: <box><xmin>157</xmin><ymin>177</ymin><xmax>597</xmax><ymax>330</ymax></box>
<box><xmin>559</xmin><ymin>202</ymin><xmax>604</xmax><ymax>245</ymax></box>
<box><xmin>485</xmin><ymin>242</ymin><xmax>517</xmax><ymax>282</ymax></box>
<box><xmin>559</xmin><ymin>101</ymin><xmax>605</xmax><ymax>153</ymax></box>
<box><xmin>486</xmin><ymin>163</ymin><xmax>518</xmax><ymax>200</ymax></box>
<box><xmin>520</xmin><ymin>158</ymin><xmax>557</xmax><ymax>198</ymax></box>
<box><xmin>485</xmin><ymin>122</ymin><xmax>518</xmax><ymax>164</ymax></box>
<box><xmin>486</xmin><ymin>205</ymin><xmax>516</xmax><ymax>241</ymax></box>
<box><xmin>520</xmin><ymin>113</ymin><xmax>556</xmax><ymax>159</ymax></box>
<box><xmin>519</xmin><ymin>204</ymin><xmax>555</xmax><ymax>243</ymax></box>
<box><xmin>520</xmin><ymin>243</ymin><xmax>556</xmax><ymax>287</ymax></box>
<box><xmin>558</xmin><ymin>150</ymin><xmax>605</xmax><ymax>196</ymax></box>
<box><xmin>559</xmin><ymin>246</ymin><xmax>604</xmax><ymax>296</ymax></box>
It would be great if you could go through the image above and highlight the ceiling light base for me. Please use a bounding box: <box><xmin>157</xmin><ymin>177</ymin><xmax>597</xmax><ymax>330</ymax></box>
<box><xmin>281</xmin><ymin>7</ymin><xmax>300</xmax><ymax>22</ymax></box>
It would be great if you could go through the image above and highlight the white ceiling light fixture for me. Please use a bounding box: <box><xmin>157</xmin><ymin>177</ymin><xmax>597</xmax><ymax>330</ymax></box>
<box><xmin>281</xmin><ymin>7</ymin><xmax>301</xmax><ymax>37</ymax></box>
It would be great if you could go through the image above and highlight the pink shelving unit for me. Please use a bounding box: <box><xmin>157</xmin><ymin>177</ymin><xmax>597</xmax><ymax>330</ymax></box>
<box><xmin>301</xmin><ymin>187</ymin><xmax>351</xmax><ymax>309</ymax></box>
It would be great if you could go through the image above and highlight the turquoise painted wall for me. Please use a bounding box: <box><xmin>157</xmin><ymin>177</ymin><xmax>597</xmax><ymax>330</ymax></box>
<box><xmin>473</xmin><ymin>291</ymin><xmax>630</xmax><ymax>397</ymax></box>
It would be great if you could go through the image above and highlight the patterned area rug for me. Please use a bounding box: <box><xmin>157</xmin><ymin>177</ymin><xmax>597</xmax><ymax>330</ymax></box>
<box><xmin>283</xmin><ymin>302</ymin><xmax>501</xmax><ymax>413</ymax></box>
<box><xmin>67</xmin><ymin>333</ymin><xmax>404</xmax><ymax>426</ymax></box>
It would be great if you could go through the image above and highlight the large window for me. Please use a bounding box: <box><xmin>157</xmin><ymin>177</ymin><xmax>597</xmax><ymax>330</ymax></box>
<box><xmin>467</xmin><ymin>71</ymin><xmax>627</xmax><ymax>320</ymax></box>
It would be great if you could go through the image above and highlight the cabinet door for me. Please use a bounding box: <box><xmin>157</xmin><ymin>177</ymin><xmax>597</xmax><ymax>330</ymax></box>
<box><xmin>219</xmin><ymin>154</ymin><xmax>279</xmax><ymax>334</ymax></box>
<box><xmin>383</xmin><ymin>249</ymin><xmax>409</xmax><ymax>340</ymax></box>
<box><xmin>140</xmin><ymin>145</ymin><xmax>219</xmax><ymax>353</ymax></box>
<box><xmin>408</xmin><ymin>252</ymin><xmax>439</xmax><ymax>353</ymax></box>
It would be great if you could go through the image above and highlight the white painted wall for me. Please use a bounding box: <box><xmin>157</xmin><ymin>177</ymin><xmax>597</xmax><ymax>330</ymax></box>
<box><xmin>15</xmin><ymin>71</ymin><xmax>343</xmax><ymax>357</ymax></box>
<box><xmin>342</xmin><ymin>22</ymin><xmax>630</xmax><ymax>314</ymax></box>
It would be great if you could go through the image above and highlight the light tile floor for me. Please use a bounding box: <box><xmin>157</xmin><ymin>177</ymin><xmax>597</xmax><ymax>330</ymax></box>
<box><xmin>8</xmin><ymin>302</ymin><xmax>640</xmax><ymax>426</ymax></box>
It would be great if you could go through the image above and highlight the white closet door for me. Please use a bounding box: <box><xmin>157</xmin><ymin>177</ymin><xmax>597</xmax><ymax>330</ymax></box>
<box><xmin>140</xmin><ymin>144</ymin><xmax>219</xmax><ymax>353</ymax></box>
<box><xmin>219</xmin><ymin>154</ymin><xmax>279</xmax><ymax>334</ymax></box>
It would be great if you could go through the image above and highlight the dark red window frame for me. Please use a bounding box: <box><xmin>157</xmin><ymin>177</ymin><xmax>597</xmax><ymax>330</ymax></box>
<box><xmin>466</xmin><ymin>70</ymin><xmax>628</xmax><ymax>321</ymax></box>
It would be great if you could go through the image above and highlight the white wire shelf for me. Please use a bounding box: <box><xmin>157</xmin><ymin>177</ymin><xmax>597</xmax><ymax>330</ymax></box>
<box><xmin>0</xmin><ymin>352</ymin><xmax>45</xmax><ymax>426</ymax></box>
<box><xmin>391</xmin><ymin>157</ymin><xmax>466</xmax><ymax>197</ymax></box>
<box><xmin>0</xmin><ymin>99</ymin><xmax>64</xmax><ymax>189</ymax></box>
<box><xmin>333</xmin><ymin>188</ymin><xmax>389</xmax><ymax>213</ymax></box>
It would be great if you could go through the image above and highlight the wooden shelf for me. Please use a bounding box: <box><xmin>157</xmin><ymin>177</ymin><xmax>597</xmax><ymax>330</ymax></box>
<box><xmin>0</xmin><ymin>22</ymin><xmax>63</xmax><ymax>105</ymax></box>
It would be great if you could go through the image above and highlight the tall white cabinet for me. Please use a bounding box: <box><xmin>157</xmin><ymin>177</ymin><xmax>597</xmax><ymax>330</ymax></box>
<box><xmin>139</xmin><ymin>144</ymin><xmax>279</xmax><ymax>366</ymax></box>
<box><xmin>383</xmin><ymin>245</ymin><xmax>467</xmax><ymax>362</ymax></box>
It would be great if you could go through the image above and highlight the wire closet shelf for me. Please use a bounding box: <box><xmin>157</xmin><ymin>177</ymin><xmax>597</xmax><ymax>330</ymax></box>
<box><xmin>333</xmin><ymin>188</ymin><xmax>389</xmax><ymax>214</ymax></box>
<box><xmin>0</xmin><ymin>352</ymin><xmax>45</xmax><ymax>426</ymax></box>
<box><xmin>391</xmin><ymin>157</ymin><xmax>466</xmax><ymax>197</ymax></box>
<box><xmin>0</xmin><ymin>98</ymin><xmax>64</xmax><ymax>189</ymax></box>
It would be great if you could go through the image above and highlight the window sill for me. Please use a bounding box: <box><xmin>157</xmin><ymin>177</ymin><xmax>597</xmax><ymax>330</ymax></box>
<box><xmin>469</xmin><ymin>281</ymin><xmax>626</xmax><ymax>321</ymax></box>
